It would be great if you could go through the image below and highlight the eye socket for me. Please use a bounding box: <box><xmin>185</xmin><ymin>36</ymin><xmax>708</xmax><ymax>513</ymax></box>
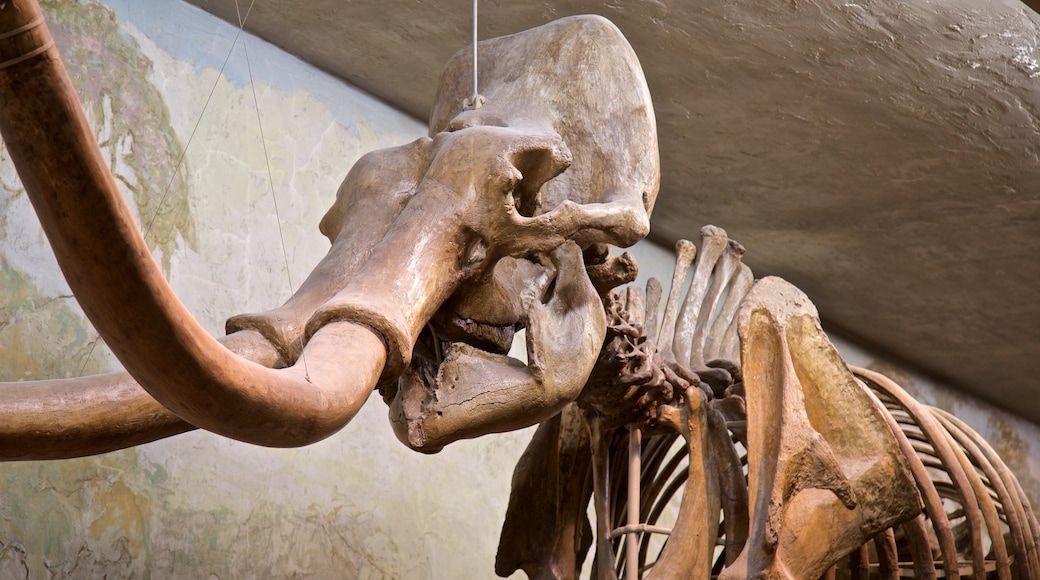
<box><xmin>463</xmin><ymin>237</ymin><xmax>488</xmax><ymax>268</ymax></box>
<box><xmin>510</xmin><ymin>148</ymin><xmax>562</xmax><ymax>218</ymax></box>
<box><xmin>511</xmin><ymin>182</ymin><xmax>539</xmax><ymax>218</ymax></box>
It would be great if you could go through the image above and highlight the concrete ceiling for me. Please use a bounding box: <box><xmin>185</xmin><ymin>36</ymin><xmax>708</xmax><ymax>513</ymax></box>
<box><xmin>186</xmin><ymin>0</ymin><xmax>1040</xmax><ymax>422</ymax></box>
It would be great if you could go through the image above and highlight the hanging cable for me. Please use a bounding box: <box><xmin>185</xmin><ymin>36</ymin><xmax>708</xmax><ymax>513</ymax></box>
<box><xmin>235</xmin><ymin>0</ymin><xmax>311</xmax><ymax>380</ymax></box>
<box><xmin>463</xmin><ymin>0</ymin><xmax>484</xmax><ymax>110</ymax></box>
<box><xmin>144</xmin><ymin>0</ymin><xmax>257</xmax><ymax>239</ymax></box>
<box><xmin>78</xmin><ymin>0</ymin><xmax>260</xmax><ymax>377</ymax></box>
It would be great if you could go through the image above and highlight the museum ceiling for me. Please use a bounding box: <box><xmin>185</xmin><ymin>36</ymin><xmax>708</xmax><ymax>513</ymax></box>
<box><xmin>184</xmin><ymin>0</ymin><xmax>1040</xmax><ymax>422</ymax></box>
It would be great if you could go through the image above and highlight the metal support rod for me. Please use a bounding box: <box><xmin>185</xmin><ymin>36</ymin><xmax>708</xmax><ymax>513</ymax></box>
<box><xmin>626</xmin><ymin>425</ymin><xmax>642</xmax><ymax>579</ymax></box>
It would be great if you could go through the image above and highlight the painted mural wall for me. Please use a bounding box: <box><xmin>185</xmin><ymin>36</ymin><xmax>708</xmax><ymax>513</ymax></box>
<box><xmin>0</xmin><ymin>1</ymin><xmax>535</xmax><ymax>577</ymax></box>
<box><xmin>2</xmin><ymin>1</ymin><xmax>1040</xmax><ymax>579</ymax></box>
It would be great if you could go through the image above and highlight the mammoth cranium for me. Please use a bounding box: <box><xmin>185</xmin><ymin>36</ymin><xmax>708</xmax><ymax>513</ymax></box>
<box><xmin>0</xmin><ymin>4</ymin><xmax>657</xmax><ymax>459</ymax></box>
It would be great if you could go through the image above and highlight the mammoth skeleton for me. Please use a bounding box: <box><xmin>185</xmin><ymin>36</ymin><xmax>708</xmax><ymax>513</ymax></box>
<box><xmin>0</xmin><ymin>4</ymin><xmax>656</xmax><ymax>456</ymax></box>
<box><xmin>0</xmin><ymin>2</ymin><xmax>1037</xmax><ymax>578</ymax></box>
<box><xmin>498</xmin><ymin>226</ymin><xmax>1040</xmax><ymax>578</ymax></box>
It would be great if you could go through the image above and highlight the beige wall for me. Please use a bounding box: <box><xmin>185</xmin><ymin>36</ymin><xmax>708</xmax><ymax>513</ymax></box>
<box><xmin>2</xmin><ymin>1</ymin><xmax>1039</xmax><ymax>578</ymax></box>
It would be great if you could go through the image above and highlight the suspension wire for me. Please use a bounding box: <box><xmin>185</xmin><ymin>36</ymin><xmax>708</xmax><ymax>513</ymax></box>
<box><xmin>464</xmin><ymin>0</ymin><xmax>484</xmax><ymax>110</ymax></box>
<box><xmin>144</xmin><ymin>0</ymin><xmax>257</xmax><ymax>239</ymax></box>
<box><xmin>78</xmin><ymin>0</ymin><xmax>261</xmax><ymax>377</ymax></box>
<box><xmin>471</xmin><ymin>0</ymin><xmax>478</xmax><ymax>102</ymax></box>
<box><xmin>235</xmin><ymin>0</ymin><xmax>311</xmax><ymax>380</ymax></box>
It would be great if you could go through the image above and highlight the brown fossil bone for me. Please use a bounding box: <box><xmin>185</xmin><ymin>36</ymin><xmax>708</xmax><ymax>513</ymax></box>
<box><xmin>649</xmin><ymin>388</ymin><xmax>721</xmax><ymax>579</ymax></box>
<box><xmin>429</xmin><ymin>14</ymin><xmax>659</xmax><ymax>250</ymax></box>
<box><xmin>494</xmin><ymin>227</ymin><xmax>756</xmax><ymax>579</ymax></box>
<box><xmin>0</xmin><ymin>0</ymin><xmax>412</xmax><ymax>450</ymax></box>
<box><xmin>497</xmin><ymin>228</ymin><xmax>1040</xmax><ymax>578</ymax></box>
<box><xmin>599</xmin><ymin>235</ymin><xmax>1040</xmax><ymax>577</ymax></box>
<box><xmin>0</xmin><ymin>329</ymin><xmax>282</xmax><ymax>460</ymax></box>
<box><xmin>390</xmin><ymin>242</ymin><xmax>606</xmax><ymax>452</ymax></box>
<box><xmin>495</xmin><ymin>403</ymin><xmax>594</xmax><ymax>580</ymax></box>
<box><xmin>670</xmin><ymin>225</ymin><xmax>734</xmax><ymax>369</ymax></box>
<box><xmin>0</xmin><ymin>5</ymin><xmax>656</xmax><ymax>457</ymax></box>
<box><xmin>719</xmin><ymin>277</ymin><xmax>922</xmax><ymax>579</ymax></box>
<box><xmin>385</xmin><ymin>14</ymin><xmax>659</xmax><ymax>453</ymax></box>
<box><xmin>614</xmin><ymin>227</ymin><xmax>752</xmax><ymax>577</ymax></box>
<box><xmin>856</xmin><ymin>367</ymin><xmax>1040</xmax><ymax>578</ymax></box>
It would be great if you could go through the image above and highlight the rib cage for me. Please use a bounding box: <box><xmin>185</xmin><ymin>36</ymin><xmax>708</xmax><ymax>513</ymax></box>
<box><xmin>602</xmin><ymin>376</ymin><xmax>1040</xmax><ymax>578</ymax></box>
<box><xmin>599</xmin><ymin>227</ymin><xmax>1040</xmax><ymax>579</ymax></box>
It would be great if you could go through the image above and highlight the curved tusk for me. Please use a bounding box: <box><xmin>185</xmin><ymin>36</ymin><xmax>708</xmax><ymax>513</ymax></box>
<box><xmin>0</xmin><ymin>330</ymin><xmax>282</xmax><ymax>461</ymax></box>
<box><xmin>0</xmin><ymin>0</ymin><xmax>388</xmax><ymax>448</ymax></box>
<box><xmin>0</xmin><ymin>372</ymin><xmax>190</xmax><ymax>461</ymax></box>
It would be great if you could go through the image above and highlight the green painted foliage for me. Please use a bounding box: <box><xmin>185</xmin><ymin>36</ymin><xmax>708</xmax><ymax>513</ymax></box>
<box><xmin>42</xmin><ymin>0</ymin><xmax>196</xmax><ymax>273</ymax></box>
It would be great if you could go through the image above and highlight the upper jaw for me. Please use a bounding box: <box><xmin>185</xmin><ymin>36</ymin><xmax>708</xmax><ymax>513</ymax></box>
<box><xmin>429</xmin><ymin>309</ymin><xmax>516</xmax><ymax>357</ymax></box>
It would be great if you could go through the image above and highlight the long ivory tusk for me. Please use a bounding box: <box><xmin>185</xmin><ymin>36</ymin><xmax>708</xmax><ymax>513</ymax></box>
<box><xmin>0</xmin><ymin>0</ymin><xmax>387</xmax><ymax>448</ymax></box>
<box><xmin>0</xmin><ymin>330</ymin><xmax>281</xmax><ymax>461</ymax></box>
<box><xmin>0</xmin><ymin>373</ymin><xmax>190</xmax><ymax>461</ymax></box>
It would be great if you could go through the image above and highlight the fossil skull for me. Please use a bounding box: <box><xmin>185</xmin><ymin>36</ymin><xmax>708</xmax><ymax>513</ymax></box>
<box><xmin>0</xmin><ymin>6</ymin><xmax>657</xmax><ymax>456</ymax></box>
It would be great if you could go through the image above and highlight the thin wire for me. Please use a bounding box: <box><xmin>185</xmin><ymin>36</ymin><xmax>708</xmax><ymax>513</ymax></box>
<box><xmin>235</xmin><ymin>0</ymin><xmax>311</xmax><ymax>380</ymax></box>
<box><xmin>463</xmin><ymin>0</ymin><xmax>483</xmax><ymax>109</ymax></box>
<box><xmin>143</xmin><ymin>0</ymin><xmax>256</xmax><ymax>238</ymax></box>
<box><xmin>78</xmin><ymin>0</ymin><xmax>258</xmax><ymax>376</ymax></box>
<box><xmin>472</xmin><ymin>0</ymin><xmax>478</xmax><ymax>104</ymax></box>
